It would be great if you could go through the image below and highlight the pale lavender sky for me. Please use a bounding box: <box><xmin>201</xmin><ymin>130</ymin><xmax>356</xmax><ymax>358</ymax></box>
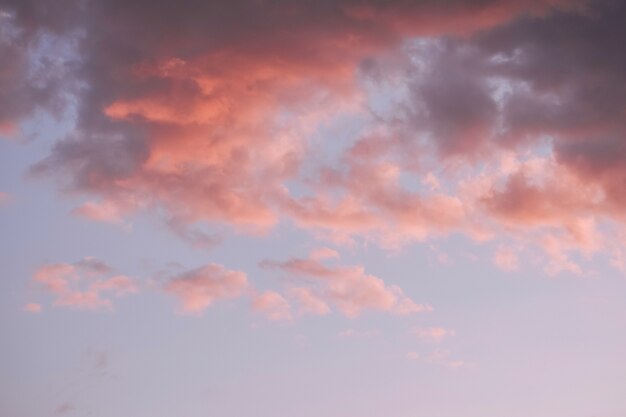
<box><xmin>1</xmin><ymin>0</ymin><xmax>626</xmax><ymax>416</ymax></box>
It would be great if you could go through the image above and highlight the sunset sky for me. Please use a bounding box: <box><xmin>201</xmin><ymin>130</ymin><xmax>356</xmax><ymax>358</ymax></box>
<box><xmin>1</xmin><ymin>0</ymin><xmax>626</xmax><ymax>416</ymax></box>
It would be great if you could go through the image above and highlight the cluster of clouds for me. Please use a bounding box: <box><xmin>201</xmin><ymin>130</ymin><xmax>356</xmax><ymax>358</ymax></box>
<box><xmin>3</xmin><ymin>0</ymin><xmax>626</xmax><ymax>318</ymax></box>
<box><xmin>29</xmin><ymin>257</ymin><xmax>138</xmax><ymax>312</ymax></box>
<box><xmin>28</xmin><ymin>251</ymin><xmax>429</xmax><ymax>322</ymax></box>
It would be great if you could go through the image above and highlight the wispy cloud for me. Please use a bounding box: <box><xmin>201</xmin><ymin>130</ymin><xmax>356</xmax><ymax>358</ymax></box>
<box><xmin>163</xmin><ymin>263</ymin><xmax>248</xmax><ymax>315</ymax></box>
<box><xmin>32</xmin><ymin>258</ymin><xmax>138</xmax><ymax>311</ymax></box>
<box><xmin>262</xmin><ymin>251</ymin><xmax>431</xmax><ymax>318</ymax></box>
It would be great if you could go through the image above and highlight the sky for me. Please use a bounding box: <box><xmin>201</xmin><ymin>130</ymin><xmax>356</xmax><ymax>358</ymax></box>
<box><xmin>1</xmin><ymin>0</ymin><xmax>626</xmax><ymax>416</ymax></box>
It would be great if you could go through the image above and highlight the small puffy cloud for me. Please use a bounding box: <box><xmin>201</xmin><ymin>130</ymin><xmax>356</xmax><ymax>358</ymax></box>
<box><xmin>252</xmin><ymin>290</ymin><xmax>292</xmax><ymax>321</ymax></box>
<box><xmin>32</xmin><ymin>258</ymin><xmax>138</xmax><ymax>311</ymax></box>
<box><xmin>406</xmin><ymin>351</ymin><xmax>420</xmax><ymax>361</ymax></box>
<box><xmin>164</xmin><ymin>263</ymin><xmax>248</xmax><ymax>315</ymax></box>
<box><xmin>23</xmin><ymin>303</ymin><xmax>42</xmax><ymax>313</ymax></box>
<box><xmin>413</xmin><ymin>327</ymin><xmax>455</xmax><ymax>343</ymax></box>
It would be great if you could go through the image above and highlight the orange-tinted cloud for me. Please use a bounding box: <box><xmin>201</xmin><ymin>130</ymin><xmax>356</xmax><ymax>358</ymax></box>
<box><xmin>164</xmin><ymin>263</ymin><xmax>248</xmax><ymax>315</ymax></box>
<box><xmin>262</xmin><ymin>252</ymin><xmax>430</xmax><ymax>318</ymax></box>
<box><xmin>251</xmin><ymin>290</ymin><xmax>292</xmax><ymax>321</ymax></box>
<box><xmin>32</xmin><ymin>258</ymin><xmax>138</xmax><ymax>310</ymax></box>
<box><xmin>19</xmin><ymin>0</ymin><xmax>591</xmax><ymax>230</ymax></box>
<box><xmin>7</xmin><ymin>0</ymin><xmax>626</xmax><ymax>277</ymax></box>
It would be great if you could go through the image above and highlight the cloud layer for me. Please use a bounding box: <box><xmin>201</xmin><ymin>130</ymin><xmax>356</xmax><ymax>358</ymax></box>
<box><xmin>4</xmin><ymin>0</ymin><xmax>626</xmax><ymax>315</ymax></box>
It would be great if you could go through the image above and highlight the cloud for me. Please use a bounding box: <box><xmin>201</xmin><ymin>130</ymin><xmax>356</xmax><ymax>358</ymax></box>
<box><xmin>0</xmin><ymin>2</ymin><xmax>79</xmax><ymax>140</ymax></box>
<box><xmin>610</xmin><ymin>248</ymin><xmax>626</xmax><ymax>273</ymax></box>
<box><xmin>406</xmin><ymin>351</ymin><xmax>420</xmax><ymax>361</ymax></box>
<box><xmin>71</xmin><ymin>200</ymin><xmax>127</xmax><ymax>223</ymax></box>
<box><xmin>32</xmin><ymin>258</ymin><xmax>138</xmax><ymax>310</ymax></box>
<box><xmin>309</xmin><ymin>247</ymin><xmax>340</xmax><ymax>261</ymax></box>
<box><xmin>262</xmin><ymin>252</ymin><xmax>430</xmax><ymax>318</ymax></box>
<box><xmin>413</xmin><ymin>327</ymin><xmax>456</xmax><ymax>343</ymax></box>
<box><xmin>23</xmin><ymin>302</ymin><xmax>42</xmax><ymax>313</ymax></box>
<box><xmin>6</xmin><ymin>0</ymin><xmax>626</xmax><ymax>276</ymax></box>
<box><xmin>251</xmin><ymin>290</ymin><xmax>292</xmax><ymax>321</ymax></box>
<box><xmin>493</xmin><ymin>246</ymin><xmax>519</xmax><ymax>271</ymax></box>
<box><xmin>163</xmin><ymin>263</ymin><xmax>248</xmax><ymax>315</ymax></box>
<box><xmin>55</xmin><ymin>402</ymin><xmax>75</xmax><ymax>415</ymax></box>
<box><xmin>290</xmin><ymin>287</ymin><xmax>331</xmax><ymax>316</ymax></box>
<box><xmin>91</xmin><ymin>275</ymin><xmax>138</xmax><ymax>296</ymax></box>
<box><xmin>0</xmin><ymin>191</ymin><xmax>10</xmax><ymax>205</ymax></box>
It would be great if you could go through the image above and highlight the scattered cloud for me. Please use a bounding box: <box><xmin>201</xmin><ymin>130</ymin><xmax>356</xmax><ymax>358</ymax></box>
<box><xmin>262</xmin><ymin>252</ymin><xmax>430</xmax><ymax>318</ymax></box>
<box><xmin>426</xmin><ymin>349</ymin><xmax>468</xmax><ymax>369</ymax></box>
<box><xmin>32</xmin><ymin>258</ymin><xmax>138</xmax><ymax>310</ymax></box>
<box><xmin>163</xmin><ymin>263</ymin><xmax>248</xmax><ymax>315</ymax></box>
<box><xmin>23</xmin><ymin>302</ymin><xmax>42</xmax><ymax>313</ymax></box>
<box><xmin>290</xmin><ymin>287</ymin><xmax>331</xmax><ymax>316</ymax></box>
<box><xmin>251</xmin><ymin>290</ymin><xmax>292</xmax><ymax>321</ymax></box>
<box><xmin>412</xmin><ymin>327</ymin><xmax>456</xmax><ymax>343</ymax></box>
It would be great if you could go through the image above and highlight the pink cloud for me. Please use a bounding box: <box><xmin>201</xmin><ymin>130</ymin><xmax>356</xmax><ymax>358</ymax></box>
<box><xmin>541</xmin><ymin>235</ymin><xmax>583</xmax><ymax>276</ymax></box>
<box><xmin>32</xmin><ymin>258</ymin><xmax>138</xmax><ymax>311</ymax></box>
<box><xmin>290</xmin><ymin>288</ymin><xmax>331</xmax><ymax>316</ymax></box>
<box><xmin>23</xmin><ymin>303</ymin><xmax>42</xmax><ymax>313</ymax></box>
<box><xmin>23</xmin><ymin>0</ymin><xmax>592</xmax><ymax>237</ymax></box>
<box><xmin>164</xmin><ymin>263</ymin><xmax>248</xmax><ymax>315</ymax></box>
<box><xmin>262</xmin><ymin>253</ymin><xmax>430</xmax><ymax>318</ymax></box>
<box><xmin>413</xmin><ymin>327</ymin><xmax>456</xmax><ymax>343</ymax></box>
<box><xmin>91</xmin><ymin>275</ymin><xmax>138</xmax><ymax>295</ymax></box>
<box><xmin>0</xmin><ymin>191</ymin><xmax>10</xmax><ymax>205</ymax></box>
<box><xmin>280</xmin><ymin>150</ymin><xmax>470</xmax><ymax>246</ymax></box>
<box><xmin>493</xmin><ymin>246</ymin><xmax>519</xmax><ymax>272</ymax></box>
<box><xmin>251</xmin><ymin>291</ymin><xmax>292</xmax><ymax>321</ymax></box>
<box><xmin>71</xmin><ymin>200</ymin><xmax>127</xmax><ymax>223</ymax></box>
<box><xmin>0</xmin><ymin>122</ymin><xmax>17</xmax><ymax>136</ymax></box>
<box><xmin>309</xmin><ymin>247</ymin><xmax>340</xmax><ymax>261</ymax></box>
<box><xmin>12</xmin><ymin>0</ymin><xmax>626</xmax><ymax>277</ymax></box>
